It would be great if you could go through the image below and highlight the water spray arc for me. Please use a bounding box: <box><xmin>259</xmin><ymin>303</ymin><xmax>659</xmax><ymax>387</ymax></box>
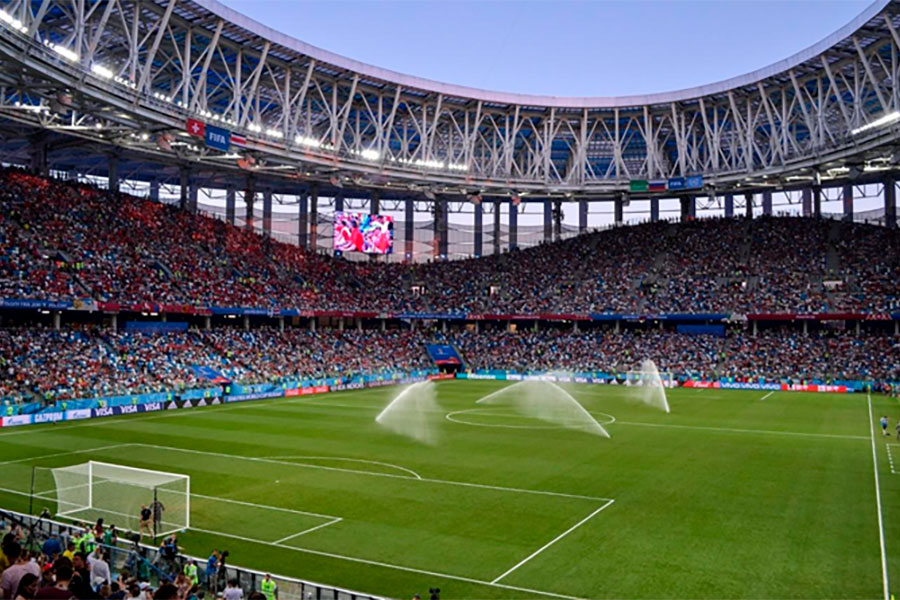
<box><xmin>476</xmin><ymin>380</ymin><xmax>610</xmax><ymax>438</ymax></box>
<box><xmin>375</xmin><ymin>380</ymin><xmax>440</xmax><ymax>445</ymax></box>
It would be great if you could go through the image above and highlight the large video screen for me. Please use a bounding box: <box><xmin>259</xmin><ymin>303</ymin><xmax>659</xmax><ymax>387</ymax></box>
<box><xmin>333</xmin><ymin>212</ymin><xmax>394</xmax><ymax>255</ymax></box>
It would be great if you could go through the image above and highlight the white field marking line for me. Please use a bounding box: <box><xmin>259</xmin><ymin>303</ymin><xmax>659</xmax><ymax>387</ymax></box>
<box><xmin>491</xmin><ymin>499</ymin><xmax>615</xmax><ymax>584</ymax></box>
<box><xmin>53</xmin><ymin>505</ymin><xmax>185</xmax><ymax>535</ymax></box>
<box><xmin>887</xmin><ymin>445</ymin><xmax>898</xmax><ymax>474</ymax></box>
<box><xmin>130</xmin><ymin>443</ymin><xmax>614</xmax><ymax>503</ymax></box>
<box><xmin>0</xmin><ymin>389</ymin><xmax>368</xmax><ymax>438</ymax></box>
<box><xmin>0</xmin><ymin>435</ymin><xmax>592</xmax><ymax>598</ymax></box>
<box><xmin>0</xmin><ymin>382</ymin><xmax>747</xmax><ymax>439</ymax></box>
<box><xmin>0</xmin><ymin>486</ymin><xmax>41</xmax><ymax>499</ymax></box>
<box><xmin>0</xmin><ymin>400</ymin><xmax>260</xmax><ymax>437</ymax></box>
<box><xmin>260</xmin><ymin>456</ymin><xmax>422</xmax><ymax>480</ymax></box>
<box><xmin>0</xmin><ymin>389</ymin><xmax>408</xmax><ymax>439</ymax></box>
<box><xmin>0</xmin><ymin>444</ymin><xmax>343</xmax><ymax>523</ymax></box>
<box><xmin>0</xmin><ymin>443</ymin><xmax>131</xmax><ymax>466</ymax></box>
<box><xmin>760</xmin><ymin>391</ymin><xmax>775</xmax><ymax>401</ymax></box>
<box><xmin>280</xmin><ymin>399</ymin><xmax>387</xmax><ymax>411</ymax></box>
<box><xmin>272</xmin><ymin>517</ymin><xmax>343</xmax><ymax>544</ymax></box>
<box><xmin>186</xmin><ymin>525</ymin><xmax>583</xmax><ymax>600</ymax></box>
<box><xmin>191</xmin><ymin>492</ymin><xmax>340</xmax><ymax>521</ymax></box>
<box><xmin>613</xmin><ymin>420</ymin><xmax>867</xmax><ymax>441</ymax></box>
<box><xmin>868</xmin><ymin>393</ymin><xmax>891</xmax><ymax>600</ymax></box>
<box><xmin>1</xmin><ymin>484</ymin><xmax>342</xmax><ymax>547</ymax></box>
<box><xmin>445</xmin><ymin>408</ymin><xmax>616</xmax><ymax>430</ymax></box>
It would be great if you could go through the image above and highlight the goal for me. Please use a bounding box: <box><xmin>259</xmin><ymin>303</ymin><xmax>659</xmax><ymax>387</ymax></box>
<box><xmin>34</xmin><ymin>461</ymin><xmax>190</xmax><ymax>538</ymax></box>
<box><xmin>623</xmin><ymin>369</ymin><xmax>675</xmax><ymax>388</ymax></box>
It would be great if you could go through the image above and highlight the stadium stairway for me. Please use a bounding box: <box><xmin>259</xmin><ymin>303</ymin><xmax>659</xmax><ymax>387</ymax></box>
<box><xmin>824</xmin><ymin>220</ymin><xmax>845</xmax><ymax>310</ymax></box>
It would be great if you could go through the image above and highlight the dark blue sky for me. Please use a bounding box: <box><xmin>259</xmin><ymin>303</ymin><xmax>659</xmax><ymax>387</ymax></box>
<box><xmin>221</xmin><ymin>0</ymin><xmax>870</xmax><ymax>97</ymax></box>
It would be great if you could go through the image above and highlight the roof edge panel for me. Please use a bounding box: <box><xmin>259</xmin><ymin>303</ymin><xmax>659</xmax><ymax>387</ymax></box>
<box><xmin>193</xmin><ymin>0</ymin><xmax>891</xmax><ymax>108</ymax></box>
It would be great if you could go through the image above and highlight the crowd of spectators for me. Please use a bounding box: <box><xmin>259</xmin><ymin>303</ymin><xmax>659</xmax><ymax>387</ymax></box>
<box><xmin>0</xmin><ymin>513</ymin><xmax>278</xmax><ymax>600</ymax></box>
<box><xmin>448</xmin><ymin>328</ymin><xmax>898</xmax><ymax>383</ymax></box>
<box><xmin>1</xmin><ymin>169</ymin><xmax>899</xmax><ymax>314</ymax></box>
<box><xmin>197</xmin><ymin>328</ymin><xmax>432</xmax><ymax>383</ymax></box>
<box><xmin>0</xmin><ymin>327</ymin><xmax>432</xmax><ymax>405</ymax></box>
<box><xmin>0</xmin><ymin>168</ymin><xmax>898</xmax><ymax>405</ymax></box>
<box><xmin>2</xmin><ymin>323</ymin><xmax>896</xmax><ymax>409</ymax></box>
<box><xmin>721</xmin><ymin>329</ymin><xmax>900</xmax><ymax>382</ymax></box>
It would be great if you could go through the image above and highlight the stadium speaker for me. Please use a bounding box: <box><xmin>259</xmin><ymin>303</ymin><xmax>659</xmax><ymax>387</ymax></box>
<box><xmin>156</xmin><ymin>132</ymin><xmax>174</xmax><ymax>152</ymax></box>
<box><xmin>237</xmin><ymin>155</ymin><xmax>256</xmax><ymax>170</ymax></box>
<box><xmin>50</xmin><ymin>91</ymin><xmax>73</xmax><ymax>113</ymax></box>
<box><xmin>511</xmin><ymin>194</ymin><xmax>521</xmax><ymax>206</ymax></box>
<box><xmin>330</xmin><ymin>175</ymin><xmax>344</xmax><ymax>189</ymax></box>
<box><xmin>469</xmin><ymin>193</ymin><xmax>482</xmax><ymax>205</ymax></box>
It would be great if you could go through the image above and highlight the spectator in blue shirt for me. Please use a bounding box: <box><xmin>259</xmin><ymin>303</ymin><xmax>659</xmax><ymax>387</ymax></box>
<box><xmin>205</xmin><ymin>550</ymin><xmax>219</xmax><ymax>587</ymax></box>
<box><xmin>41</xmin><ymin>533</ymin><xmax>62</xmax><ymax>560</ymax></box>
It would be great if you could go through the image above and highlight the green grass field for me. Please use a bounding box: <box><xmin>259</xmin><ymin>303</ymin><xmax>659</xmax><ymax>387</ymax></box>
<box><xmin>0</xmin><ymin>381</ymin><xmax>896</xmax><ymax>599</ymax></box>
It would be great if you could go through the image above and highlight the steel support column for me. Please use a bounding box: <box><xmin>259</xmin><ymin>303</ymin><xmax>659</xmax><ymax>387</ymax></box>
<box><xmin>802</xmin><ymin>188</ymin><xmax>812</xmax><ymax>217</ymax></box>
<box><xmin>885</xmin><ymin>177</ymin><xmax>897</xmax><ymax>229</ymax></box>
<box><xmin>371</xmin><ymin>190</ymin><xmax>380</xmax><ymax>214</ymax></box>
<box><xmin>509</xmin><ymin>199</ymin><xmax>518</xmax><ymax>250</ymax></box>
<box><xmin>762</xmin><ymin>191</ymin><xmax>773</xmax><ymax>216</ymax></box>
<box><xmin>745</xmin><ymin>192</ymin><xmax>754</xmax><ymax>219</ymax></box>
<box><xmin>553</xmin><ymin>200</ymin><xmax>562</xmax><ymax>241</ymax></box>
<box><xmin>189</xmin><ymin>178</ymin><xmax>198</xmax><ymax>213</ymax></box>
<box><xmin>245</xmin><ymin>175</ymin><xmax>256</xmax><ymax>231</ymax></box>
<box><xmin>474</xmin><ymin>200</ymin><xmax>483</xmax><ymax>257</ymax></box>
<box><xmin>310</xmin><ymin>184</ymin><xmax>319</xmax><ymax>250</ymax></box>
<box><xmin>335</xmin><ymin>191</ymin><xmax>344</xmax><ymax>213</ymax></box>
<box><xmin>262</xmin><ymin>189</ymin><xmax>273</xmax><ymax>236</ymax></box>
<box><xmin>179</xmin><ymin>166</ymin><xmax>189</xmax><ymax>211</ymax></box>
<box><xmin>225</xmin><ymin>187</ymin><xmax>236</xmax><ymax>226</ymax></box>
<box><xmin>650</xmin><ymin>198</ymin><xmax>659</xmax><ymax>222</ymax></box>
<box><xmin>149</xmin><ymin>179</ymin><xmax>160</xmax><ymax>203</ymax></box>
<box><xmin>843</xmin><ymin>183</ymin><xmax>854</xmax><ymax>222</ymax></box>
<box><xmin>614</xmin><ymin>195</ymin><xmax>624</xmax><ymax>225</ymax></box>
<box><xmin>680</xmin><ymin>196</ymin><xmax>695</xmax><ymax>220</ymax></box>
<box><xmin>404</xmin><ymin>198</ymin><xmax>414</xmax><ymax>261</ymax></box>
<box><xmin>493</xmin><ymin>199</ymin><xmax>501</xmax><ymax>256</ymax></box>
<box><xmin>298</xmin><ymin>191</ymin><xmax>308</xmax><ymax>248</ymax></box>
<box><xmin>107</xmin><ymin>154</ymin><xmax>119</xmax><ymax>194</ymax></box>
<box><xmin>433</xmin><ymin>196</ymin><xmax>448</xmax><ymax>259</ymax></box>
<box><xmin>724</xmin><ymin>194</ymin><xmax>734</xmax><ymax>218</ymax></box>
<box><xmin>579</xmin><ymin>200</ymin><xmax>588</xmax><ymax>233</ymax></box>
<box><xmin>543</xmin><ymin>200</ymin><xmax>552</xmax><ymax>241</ymax></box>
<box><xmin>813</xmin><ymin>186</ymin><xmax>822</xmax><ymax>218</ymax></box>
<box><xmin>29</xmin><ymin>141</ymin><xmax>48</xmax><ymax>177</ymax></box>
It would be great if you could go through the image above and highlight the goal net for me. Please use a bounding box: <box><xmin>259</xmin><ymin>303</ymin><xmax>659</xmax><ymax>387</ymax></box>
<box><xmin>623</xmin><ymin>369</ymin><xmax>675</xmax><ymax>388</ymax></box>
<box><xmin>35</xmin><ymin>461</ymin><xmax>190</xmax><ymax>538</ymax></box>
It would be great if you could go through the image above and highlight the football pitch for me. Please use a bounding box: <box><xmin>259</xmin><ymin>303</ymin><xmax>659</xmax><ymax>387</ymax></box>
<box><xmin>0</xmin><ymin>380</ymin><xmax>896</xmax><ymax>599</ymax></box>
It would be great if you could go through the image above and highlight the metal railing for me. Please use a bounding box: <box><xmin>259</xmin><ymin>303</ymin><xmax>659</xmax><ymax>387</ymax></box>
<box><xmin>1</xmin><ymin>509</ymin><xmax>384</xmax><ymax>600</ymax></box>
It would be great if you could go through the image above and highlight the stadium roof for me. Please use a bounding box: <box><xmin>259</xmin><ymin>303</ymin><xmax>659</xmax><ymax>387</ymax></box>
<box><xmin>195</xmin><ymin>0</ymin><xmax>891</xmax><ymax>109</ymax></box>
<box><xmin>0</xmin><ymin>0</ymin><xmax>899</xmax><ymax>197</ymax></box>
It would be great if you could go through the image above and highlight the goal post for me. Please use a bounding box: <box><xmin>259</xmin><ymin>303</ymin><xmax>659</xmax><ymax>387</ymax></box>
<box><xmin>34</xmin><ymin>461</ymin><xmax>190</xmax><ymax>538</ymax></box>
<box><xmin>623</xmin><ymin>369</ymin><xmax>675</xmax><ymax>388</ymax></box>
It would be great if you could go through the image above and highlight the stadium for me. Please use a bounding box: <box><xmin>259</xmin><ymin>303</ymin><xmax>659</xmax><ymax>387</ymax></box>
<box><xmin>0</xmin><ymin>0</ymin><xmax>898</xmax><ymax>598</ymax></box>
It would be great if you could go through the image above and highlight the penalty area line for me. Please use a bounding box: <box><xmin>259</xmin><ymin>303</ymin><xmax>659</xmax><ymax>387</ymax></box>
<box><xmin>272</xmin><ymin>517</ymin><xmax>343</xmax><ymax>544</ymax></box>
<box><xmin>760</xmin><ymin>391</ymin><xmax>775</xmax><ymax>401</ymax></box>
<box><xmin>491</xmin><ymin>499</ymin><xmax>614</xmax><ymax>584</ymax></box>
<box><xmin>0</xmin><ymin>443</ymin><xmax>132</xmax><ymax>466</ymax></box>
<box><xmin>186</xmin><ymin>526</ymin><xmax>583</xmax><ymax>600</ymax></box>
<box><xmin>130</xmin><ymin>443</ymin><xmax>614</xmax><ymax>502</ymax></box>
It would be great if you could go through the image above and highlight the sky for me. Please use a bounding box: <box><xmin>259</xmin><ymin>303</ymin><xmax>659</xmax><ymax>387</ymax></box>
<box><xmin>220</xmin><ymin>0</ymin><xmax>871</xmax><ymax>98</ymax></box>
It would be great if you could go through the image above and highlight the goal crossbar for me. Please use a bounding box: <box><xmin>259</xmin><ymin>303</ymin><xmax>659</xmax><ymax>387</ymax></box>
<box><xmin>37</xmin><ymin>461</ymin><xmax>191</xmax><ymax>538</ymax></box>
